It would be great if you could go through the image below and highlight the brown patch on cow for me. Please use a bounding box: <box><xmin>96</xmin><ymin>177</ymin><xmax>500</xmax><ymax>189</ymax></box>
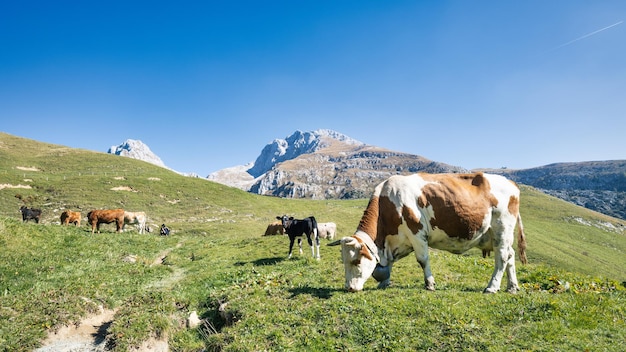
<box><xmin>356</xmin><ymin>194</ymin><xmax>403</xmax><ymax>249</ymax></box>
<box><xmin>375</xmin><ymin>196</ymin><xmax>403</xmax><ymax>248</ymax></box>
<box><xmin>352</xmin><ymin>235</ymin><xmax>374</xmax><ymax>261</ymax></box>
<box><xmin>402</xmin><ymin>205</ymin><xmax>422</xmax><ymax>234</ymax></box>
<box><xmin>508</xmin><ymin>195</ymin><xmax>520</xmax><ymax>216</ymax></box>
<box><xmin>357</xmin><ymin>196</ymin><xmax>380</xmax><ymax>240</ymax></box>
<box><xmin>420</xmin><ymin>173</ymin><xmax>495</xmax><ymax>240</ymax></box>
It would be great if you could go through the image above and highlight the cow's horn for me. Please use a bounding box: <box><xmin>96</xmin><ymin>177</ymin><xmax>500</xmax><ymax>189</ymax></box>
<box><xmin>327</xmin><ymin>239</ymin><xmax>342</xmax><ymax>246</ymax></box>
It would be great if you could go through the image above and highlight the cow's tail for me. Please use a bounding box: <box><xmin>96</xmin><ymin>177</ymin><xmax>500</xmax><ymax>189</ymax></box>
<box><xmin>311</xmin><ymin>216</ymin><xmax>319</xmax><ymax>240</ymax></box>
<box><xmin>516</xmin><ymin>212</ymin><xmax>528</xmax><ymax>264</ymax></box>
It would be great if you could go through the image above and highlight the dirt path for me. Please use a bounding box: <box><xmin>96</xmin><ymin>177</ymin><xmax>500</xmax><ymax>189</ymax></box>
<box><xmin>35</xmin><ymin>241</ymin><xmax>185</xmax><ymax>351</ymax></box>
<box><xmin>35</xmin><ymin>306</ymin><xmax>116</xmax><ymax>352</ymax></box>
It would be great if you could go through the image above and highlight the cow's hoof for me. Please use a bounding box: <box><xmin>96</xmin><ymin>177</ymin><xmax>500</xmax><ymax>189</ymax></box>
<box><xmin>483</xmin><ymin>288</ymin><xmax>498</xmax><ymax>294</ymax></box>
<box><xmin>507</xmin><ymin>286</ymin><xmax>520</xmax><ymax>294</ymax></box>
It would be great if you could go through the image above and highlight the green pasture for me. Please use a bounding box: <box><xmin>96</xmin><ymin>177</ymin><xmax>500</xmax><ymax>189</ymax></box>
<box><xmin>1</xmin><ymin>133</ymin><xmax>625</xmax><ymax>351</ymax></box>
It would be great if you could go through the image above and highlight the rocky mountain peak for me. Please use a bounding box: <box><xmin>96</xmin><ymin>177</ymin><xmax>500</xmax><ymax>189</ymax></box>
<box><xmin>107</xmin><ymin>139</ymin><xmax>166</xmax><ymax>168</ymax></box>
<box><xmin>247</xmin><ymin>129</ymin><xmax>364</xmax><ymax>178</ymax></box>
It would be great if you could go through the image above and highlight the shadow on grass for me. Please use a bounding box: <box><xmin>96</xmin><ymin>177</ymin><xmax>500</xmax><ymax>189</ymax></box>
<box><xmin>234</xmin><ymin>256</ymin><xmax>286</xmax><ymax>267</ymax></box>
<box><xmin>288</xmin><ymin>285</ymin><xmax>342</xmax><ymax>299</ymax></box>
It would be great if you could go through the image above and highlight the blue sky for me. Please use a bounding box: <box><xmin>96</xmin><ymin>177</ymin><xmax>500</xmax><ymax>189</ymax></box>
<box><xmin>2</xmin><ymin>1</ymin><xmax>625</xmax><ymax>176</ymax></box>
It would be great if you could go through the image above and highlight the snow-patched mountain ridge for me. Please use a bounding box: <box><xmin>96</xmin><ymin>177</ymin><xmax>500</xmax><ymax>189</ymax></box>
<box><xmin>247</xmin><ymin>129</ymin><xmax>364</xmax><ymax>177</ymax></box>
<box><xmin>107</xmin><ymin>139</ymin><xmax>166</xmax><ymax>168</ymax></box>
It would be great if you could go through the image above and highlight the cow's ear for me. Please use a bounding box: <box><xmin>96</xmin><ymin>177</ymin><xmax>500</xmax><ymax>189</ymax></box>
<box><xmin>289</xmin><ymin>216</ymin><xmax>294</xmax><ymax>220</ymax></box>
<box><xmin>276</xmin><ymin>216</ymin><xmax>281</xmax><ymax>220</ymax></box>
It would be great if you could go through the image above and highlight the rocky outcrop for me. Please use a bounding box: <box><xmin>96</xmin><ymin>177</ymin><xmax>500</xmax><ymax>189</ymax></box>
<box><xmin>218</xmin><ymin>130</ymin><xmax>466</xmax><ymax>199</ymax></box>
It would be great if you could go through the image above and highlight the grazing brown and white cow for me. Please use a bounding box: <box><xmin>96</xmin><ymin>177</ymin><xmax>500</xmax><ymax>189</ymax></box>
<box><xmin>87</xmin><ymin>208</ymin><xmax>125</xmax><ymax>234</ymax></box>
<box><xmin>263</xmin><ymin>221</ymin><xmax>285</xmax><ymax>236</ymax></box>
<box><xmin>317</xmin><ymin>222</ymin><xmax>337</xmax><ymax>240</ymax></box>
<box><xmin>60</xmin><ymin>210</ymin><xmax>81</xmax><ymax>226</ymax></box>
<box><xmin>329</xmin><ymin>172</ymin><xmax>527</xmax><ymax>293</ymax></box>
<box><xmin>123</xmin><ymin>211</ymin><xmax>147</xmax><ymax>234</ymax></box>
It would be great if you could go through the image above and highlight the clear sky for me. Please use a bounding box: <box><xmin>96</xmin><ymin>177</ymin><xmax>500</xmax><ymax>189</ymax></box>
<box><xmin>2</xmin><ymin>1</ymin><xmax>625</xmax><ymax>176</ymax></box>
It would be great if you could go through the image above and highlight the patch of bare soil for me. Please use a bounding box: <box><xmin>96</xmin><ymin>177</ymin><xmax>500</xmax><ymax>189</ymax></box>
<box><xmin>35</xmin><ymin>306</ymin><xmax>115</xmax><ymax>352</ymax></box>
<box><xmin>110</xmin><ymin>186</ymin><xmax>137</xmax><ymax>192</ymax></box>
<box><xmin>16</xmin><ymin>166</ymin><xmax>41</xmax><ymax>171</ymax></box>
<box><xmin>36</xmin><ymin>242</ymin><xmax>185</xmax><ymax>351</ymax></box>
<box><xmin>0</xmin><ymin>183</ymin><xmax>32</xmax><ymax>190</ymax></box>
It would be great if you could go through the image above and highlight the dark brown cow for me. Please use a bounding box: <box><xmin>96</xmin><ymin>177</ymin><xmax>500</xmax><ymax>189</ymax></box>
<box><xmin>87</xmin><ymin>209</ymin><xmax>125</xmax><ymax>234</ymax></box>
<box><xmin>60</xmin><ymin>210</ymin><xmax>81</xmax><ymax>226</ymax></box>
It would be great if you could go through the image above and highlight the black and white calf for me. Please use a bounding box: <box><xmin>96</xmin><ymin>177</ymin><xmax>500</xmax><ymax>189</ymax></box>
<box><xmin>277</xmin><ymin>215</ymin><xmax>320</xmax><ymax>259</ymax></box>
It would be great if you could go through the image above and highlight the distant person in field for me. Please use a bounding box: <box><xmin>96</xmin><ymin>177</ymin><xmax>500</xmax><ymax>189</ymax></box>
<box><xmin>160</xmin><ymin>224</ymin><xmax>170</xmax><ymax>236</ymax></box>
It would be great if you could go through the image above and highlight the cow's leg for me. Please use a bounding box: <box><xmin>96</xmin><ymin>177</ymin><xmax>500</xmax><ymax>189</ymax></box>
<box><xmin>314</xmin><ymin>230</ymin><xmax>320</xmax><ymax>260</ymax></box>
<box><xmin>298</xmin><ymin>238</ymin><xmax>303</xmax><ymax>254</ymax></box>
<box><xmin>409</xmin><ymin>235</ymin><xmax>435</xmax><ymax>290</ymax></box>
<box><xmin>288</xmin><ymin>236</ymin><xmax>295</xmax><ymax>258</ymax></box>
<box><xmin>306</xmin><ymin>234</ymin><xmax>314</xmax><ymax>257</ymax></box>
<box><xmin>505</xmin><ymin>246</ymin><xmax>520</xmax><ymax>293</ymax></box>
<box><xmin>484</xmin><ymin>246</ymin><xmax>507</xmax><ymax>293</ymax></box>
<box><xmin>484</xmin><ymin>226</ymin><xmax>518</xmax><ymax>293</ymax></box>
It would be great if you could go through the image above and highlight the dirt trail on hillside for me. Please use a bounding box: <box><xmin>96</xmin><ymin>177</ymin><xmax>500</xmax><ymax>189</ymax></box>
<box><xmin>35</xmin><ymin>241</ymin><xmax>185</xmax><ymax>351</ymax></box>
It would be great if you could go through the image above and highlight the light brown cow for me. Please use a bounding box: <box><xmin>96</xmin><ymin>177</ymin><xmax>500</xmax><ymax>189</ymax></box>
<box><xmin>317</xmin><ymin>222</ymin><xmax>337</xmax><ymax>239</ymax></box>
<box><xmin>329</xmin><ymin>172</ymin><xmax>527</xmax><ymax>293</ymax></box>
<box><xmin>263</xmin><ymin>221</ymin><xmax>284</xmax><ymax>236</ymax></box>
<box><xmin>60</xmin><ymin>210</ymin><xmax>81</xmax><ymax>226</ymax></box>
<box><xmin>123</xmin><ymin>211</ymin><xmax>147</xmax><ymax>234</ymax></box>
<box><xmin>87</xmin><ymin>208</ymin><xmax>125</xmax><ymax>234</ymax></box>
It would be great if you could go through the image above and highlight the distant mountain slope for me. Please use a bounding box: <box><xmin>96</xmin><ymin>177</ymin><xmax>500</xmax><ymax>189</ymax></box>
<box><xmin>208</xmin><ymin>129</ymin><xmax>466</xmax><ymax>199</ymax></box>
<box><xmin>208</xmin><ymin>130</ymin><xmax>626</xmax><ymax>219</ymax></box>
<box><xmin>487</xmin><ymin>161</ymin><xmax>626</xmax><ymax>220</ymax></box>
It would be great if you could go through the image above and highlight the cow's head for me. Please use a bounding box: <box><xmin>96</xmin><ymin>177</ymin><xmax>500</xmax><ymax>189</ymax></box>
<box><xmin>328</xmin><ymin>233</ymin><xmax>384</xmax><ymax>292</ymax></box>
<box><xmin>276</xmin><ymin>215</ymin><xmax>293</xmax><ymax>229</ymax></box>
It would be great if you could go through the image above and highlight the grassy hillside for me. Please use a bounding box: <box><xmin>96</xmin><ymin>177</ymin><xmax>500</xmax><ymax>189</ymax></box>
<box><xmin>1</xmin><ymin>132</ymin><xmax>625</xmax><ymax>351</ymax></box>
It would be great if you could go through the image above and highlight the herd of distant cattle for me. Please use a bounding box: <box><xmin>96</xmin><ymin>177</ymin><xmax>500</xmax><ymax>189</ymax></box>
<box><xmin>16</xmin><ymin>172</ymin><xmax>529</xmax><ymax>293</ymax></box>
<box><xmin>18</xmin><ymin>206</ymin><xmax>166</xmax><ymax>235</ymax></box>
<box><xmin>17</xmin><ymin>205</ymin><xmax>335</xmax><ymax>242</ymax></box>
